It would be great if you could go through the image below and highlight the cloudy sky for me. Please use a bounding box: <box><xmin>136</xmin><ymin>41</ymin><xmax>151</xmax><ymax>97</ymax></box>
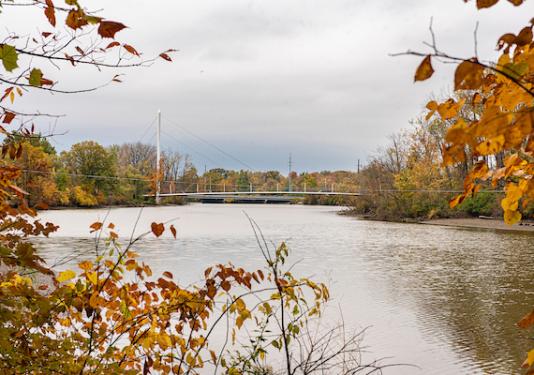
<box><xmin>4</xmin><ymin>0</ymin><xmax>532</xmax><ymax>172</ymax></box>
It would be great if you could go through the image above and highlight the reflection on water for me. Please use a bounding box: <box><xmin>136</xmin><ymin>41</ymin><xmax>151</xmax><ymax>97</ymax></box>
<box><xmin>35</xmin><ymin>204</ymin><xmax>534</xmax><ymax>374</ymax></box>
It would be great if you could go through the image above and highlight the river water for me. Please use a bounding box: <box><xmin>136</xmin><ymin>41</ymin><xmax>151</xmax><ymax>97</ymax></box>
<box><xmin>35</xmin><ymin>204</ymin><xmax>534</xmax><ymax>374</ymax></box>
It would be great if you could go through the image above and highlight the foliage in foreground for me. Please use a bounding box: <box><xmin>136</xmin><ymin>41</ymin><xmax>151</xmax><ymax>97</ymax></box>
<box><xmin>0</xmin><ymin>3</ymin><xmax>381</xmax><ymax>374</ymax></box>
<box><xmin>410</xmin><ymin>0</ymin><xmax>534</xmax><ymax>370</ymax></box>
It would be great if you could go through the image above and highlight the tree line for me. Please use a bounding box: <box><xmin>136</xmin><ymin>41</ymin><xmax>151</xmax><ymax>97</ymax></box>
<box><xmin>7</xmin><ymin>136</ymin><xmax>360</xmax><ymax>207</ymax></box>
<box><xmin>351</xmin><ymin>91</ymin><xmax>533</xmax><ymax>221</ymax></box>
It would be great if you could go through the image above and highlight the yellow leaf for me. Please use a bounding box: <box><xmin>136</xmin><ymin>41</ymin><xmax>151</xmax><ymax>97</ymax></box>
<box><xmin>57</xmin><ymin>269</ymin><xmax>76</xmax><ymax>283</ymax></box>
<box><xmin>501</xmin><ymin>197</ymin><xmax>518</xmax><ymax>211</ymax></box>
<box><xmin>523</xmin><ymin>349</ymin><xmax>534</xmax><ymax>368</ymax></box>
<box><xmin>86</xmin><ymin>271</ymin><xmax>98</xmax><ymax>285</ymax></box>
<box><xmin>414</xmin><ymin>55</ymin><xmax>434</xmax><ymax>82</ymax></box>
<box><xmin>504</xmin><ymin>209</ymin><xmax>521</xmax><ymax>225</ymax></box>
<box><xmin>475</xmin><ymin>135</ymin><xmax>505</xmax><ymax>155</ymax></box>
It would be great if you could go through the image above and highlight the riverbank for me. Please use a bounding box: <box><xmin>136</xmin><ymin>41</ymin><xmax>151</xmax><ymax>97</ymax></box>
<box><xmin>420</xmin><ymin>217</ymin><xmax>534</xmax><ymax>233</ymax></box>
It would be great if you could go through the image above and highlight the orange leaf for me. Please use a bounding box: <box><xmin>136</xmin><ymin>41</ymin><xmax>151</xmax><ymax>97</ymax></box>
<box><xmin>476</xmin><ymin>0</ymin><xmax>499</xmax><ymax>9</ymax></box>
<box><xmin>151</xmin><ymin>222</ymin><xmax>164</xmax><ymax>237</ymax></box>
<box><xmin>170</xmin><ymin>224</ymin><xmax>177</xmax><ymax>239</ymax></box>
<box><xmin>98</xmin><ymin>21</ymin><xmax>127</xmax><ymax>39</ymax></box>
<box><xmin>518</xmin><ymin>310</ymin><xmax>534</xmax><ymax>329</ymax></box>
<box><xmin>414</xmin><ymin>55</ymin><xmax>434</xmax><ymax>82</ymax></box>
<box><xmin>454</xmin><ymin>59</ymin><xmax>485</xmax><ymax>91</ymax></box>
<box><xmin>89</xmin><ymin>222</ymin><xmax>103</xmax><ymax>233</ymax></box>
<box><xmin>449</xmin><ymin>194</ymin><xmax>465</xmax><ymax>208</ymax></box>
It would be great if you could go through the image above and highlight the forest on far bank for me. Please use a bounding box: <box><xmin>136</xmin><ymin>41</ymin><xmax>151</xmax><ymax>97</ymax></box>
<box><xmin>10</xmin><ymin>116</ymin><xmax>520</xmax><ymax>221</ymax></box>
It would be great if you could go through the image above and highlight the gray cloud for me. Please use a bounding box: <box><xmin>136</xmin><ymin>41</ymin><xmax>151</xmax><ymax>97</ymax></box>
<box><xmin>3</xmin><ymin>0</ymin><xmax>532</xmax><ymax>171</ymax></box>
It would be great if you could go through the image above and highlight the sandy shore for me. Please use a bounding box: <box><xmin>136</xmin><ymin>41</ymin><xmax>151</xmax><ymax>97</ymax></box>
<box><xmin>420</xmin><ymin>217</ymin><xmax>534</xmax><ymax>233</ymax></box>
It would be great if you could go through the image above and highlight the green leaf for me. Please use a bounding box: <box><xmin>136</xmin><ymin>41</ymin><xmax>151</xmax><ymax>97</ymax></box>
<box><xmin>29</xmin><ymin>68</ymin><xmax>43</xmax><ymax>87</ymax></box>
<box><xmin>0</xmin><ymin>44</ymin><xmax>19</xmax><ymax>72</ymax></box>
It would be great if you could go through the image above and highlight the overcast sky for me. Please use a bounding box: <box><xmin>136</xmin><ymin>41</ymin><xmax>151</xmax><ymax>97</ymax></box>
<box><xmin>4</xmin><ymin>0</ymin><xmax>532</xmax><ymax>172</ymax></box>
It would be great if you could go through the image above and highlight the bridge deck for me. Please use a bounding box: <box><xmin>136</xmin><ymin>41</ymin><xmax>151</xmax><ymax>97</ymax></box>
<box><xmin>145</xmin><ymin>191</ymin><xmax>361</xmax><ymax>198</ymax></box>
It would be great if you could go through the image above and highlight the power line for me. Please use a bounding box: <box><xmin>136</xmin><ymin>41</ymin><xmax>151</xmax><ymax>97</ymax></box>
<box><xmin>162</xmin><ymin>117</ymin><xmax>254</xmax><ymax>170</ymax></box>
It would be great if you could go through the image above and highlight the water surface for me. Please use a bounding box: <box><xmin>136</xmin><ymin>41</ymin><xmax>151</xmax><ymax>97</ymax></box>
<box><xmin>35</xmin><ymin>204</ymin><xmax>534</xmax><ymax>374</ymax></box>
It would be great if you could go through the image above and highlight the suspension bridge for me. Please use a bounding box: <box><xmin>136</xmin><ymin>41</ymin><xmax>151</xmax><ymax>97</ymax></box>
<box><xmin>138</xmin><ymin>111</ymin><xmax>361</xmax><ymax>204</ymax></box>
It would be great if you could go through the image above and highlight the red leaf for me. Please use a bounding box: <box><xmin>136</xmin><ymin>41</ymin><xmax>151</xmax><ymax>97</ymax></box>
<box><xmin>1</xmin><ymin>88</ymin><xmax>13</xmax><ymax>103</ymax></box>
<box><xmin>40</xmin><ymin>77</ymin><xmax>54</xmax><ymax>86</ymax></box>
<box><xmin>106</xmin><ymin>41</ymin><xmax>120</xmax><ymax>49</ymax></box>
<box><xmin>3</xmin><ymin>111</ymin><xmax>15</xmax><ymax>124</ymax></box>
<box><xmin>44</xmin><ymin>0</ymin><xmax>56</xmax><ymax>26</ymax></box>
<box><xmin>123</xmin><ymin>44</ymin><xmax>140</xmax><ymax>56</ymax></box>
<box><xmin>159</xmin><ymin>53</ymin><xmax>172</xmax><ymax>62</ymax></box>
<box><xmin>98</xmin><ymin>21</ymin><xmax>127</xmax><ymax>39</ymax></box>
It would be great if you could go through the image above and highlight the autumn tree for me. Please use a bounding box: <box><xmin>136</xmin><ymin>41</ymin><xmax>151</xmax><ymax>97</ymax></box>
<box><xmin>409</xmin><ymin>0</ymin><xmax>532</xmax><ymax>224</ymax></box>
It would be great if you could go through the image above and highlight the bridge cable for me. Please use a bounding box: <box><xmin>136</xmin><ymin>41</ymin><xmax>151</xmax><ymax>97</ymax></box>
<box><xmin>160</xmin><ymin>129</ymin><xmax>221</xmax><ymax>168</ymax></box>
<box><xmin>162</xmin><ymin>117</ymin><xmax>255</xmax><ymax>171</ymax></box>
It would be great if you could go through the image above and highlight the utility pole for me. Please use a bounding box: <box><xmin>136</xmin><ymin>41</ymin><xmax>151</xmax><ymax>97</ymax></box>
<box><xmin>357</xmin><ymin>159</ymin><xmax>360</xmax><ymax>174</ymax></box>
<box><xmin>156</xmin><ymin>110</ymin><xmax>161</xmax><ymax>205</ymax></box>
<box><xmin>288</xmin><ymin>153</ymin><xmax>292</xmax><ymax>192</ymax></box>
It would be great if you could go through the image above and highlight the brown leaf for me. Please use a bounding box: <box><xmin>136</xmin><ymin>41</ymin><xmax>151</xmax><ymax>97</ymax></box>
<box><xmin>98</xmin><ymin>21</ymin><xmax>127</xmax><ymax>39</ymax></box>
<box><xmin>163</xmin><ymin>271</ymin><xmax>173</xmax><ymax>279</ymax></box>
<box><xmin>151</xmin><ymin>222</ymin><xmax>164</xmax><ymax>237</ymax></box>
<box><xmin>515</xmin><ymin>26</ymin><xmax>533</xmax><ymax>46</ymax></box>
<box><xmin>454</xmin><ymin>59</ymin><xmax>485</xmax><ymax>90</ymax></box>
<box><xmin>123</xmin><ymin>44</ymin><xmax>140</xmax><ymax>56</ymax></box>
<box><xmin>44</xmin><ymin>0</ymin><xmax>56</xmax><ymax>27</ymax></box>
<box><xmin>414</xmin><ymin>55</ymin><xmax>434</xmax><ymax>82</ymax></box>
<box><xmin>170</xmin><ymin>224</ymin><xmax>177</xmax><ymax>239</ymax></box>
<box><xmin>507</xmin><ymin>0</ymin><xmax>524</xmax><ymax>5</ymax></box>
<box><xmin>476</xmin><ymin>0</ymin><xmax>499</xmax><ymax>9</ymax></box>
<box><xmin>221</xmin><ymin>280</ymin><xmax>231</xmax><ymax>292</ymax></box>
<box><xmin>42</xmin><ymin>32</ymin><xmax>52</xmax><ymax>38</ymax></box>
<box><xmin>66</xmin><ymin>9</ymin><xmax>88</xmax><ymax>30</ymax></box>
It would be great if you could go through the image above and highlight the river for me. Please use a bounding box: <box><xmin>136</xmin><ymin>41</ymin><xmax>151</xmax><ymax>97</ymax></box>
<box><xmin>35</xmin><ymin>204</ymin><xmax>534</xmax><ymax>374</ymax></box>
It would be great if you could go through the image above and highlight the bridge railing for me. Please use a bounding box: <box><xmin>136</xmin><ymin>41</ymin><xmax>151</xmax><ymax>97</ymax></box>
<box><xmin>158</xmin><ymin>181</ymin><xmax>359</xmax><ymax>194</ymax></box>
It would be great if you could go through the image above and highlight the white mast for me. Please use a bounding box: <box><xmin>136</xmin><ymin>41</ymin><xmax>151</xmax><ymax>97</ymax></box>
<box><xmin>156</xmin><ymin>110</ymin><xmax>161</xmax><ymax>204</ymax></box>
